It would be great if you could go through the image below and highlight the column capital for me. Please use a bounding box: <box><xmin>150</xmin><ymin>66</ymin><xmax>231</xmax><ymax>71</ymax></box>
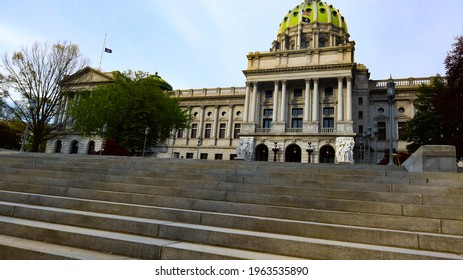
<box><xmin>346</xmin><ymin>76</ymin><xmax>353</xmax><ymax>81</ymax></box>
<box><xmin>274</xmin><ymin>80</ymin><xmax>280</xmax><ymax>86</ymax></box>
<box><xmin>337</xmin><ymin>76</ymin><xmax>344</xmax><ymax>82</ymax></box>
<box><xmin>313</xmin><ymin>77</ymin><xmax>320</xmax><ymax>82</ymax></box>
<box><xmin>281</xmin><ymin>79</ymin><xmax>287</xmax><ymax>84</ymax></box>
<box><xmin>245</xmin><ymin>81</ymin><xmax>252</xmax><ymax>86</ymax></box>
<box><xmin>305</xmin><ymin>78</ymin><xmax>312</xmax><ymax>83</ymax></box>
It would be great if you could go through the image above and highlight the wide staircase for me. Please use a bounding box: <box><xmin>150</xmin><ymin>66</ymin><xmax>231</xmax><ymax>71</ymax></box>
<box><xmin>0</xmin><ymin>152</ymin><xmax>462</xmax><ymax>260</ymax></box>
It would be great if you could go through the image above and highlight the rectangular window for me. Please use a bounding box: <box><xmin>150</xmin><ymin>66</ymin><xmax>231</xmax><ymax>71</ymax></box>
<box><xmin>263</xmin><ymin>119</ymin><xmax>272</xmax><ymax>129</ymax></box>
<box><xmin>263</xmin><ymin>109</ymin><xmax>273</xmax><ymax>117</ymax></box>
<box><xmin>325</xmin><ymin>87</ymin><xmax>333</xmax><ymax>97</ymax></box>
<box><xmin>190</xmin><ymin>124</ymin><xmax>198</xmax><ymax>138</ymax></box>
<box><xmin>233</xmin><ymin>124</ymin><xmax>241</xmax><ymax>139</ymax></box>
<box><xmin>173</xmin><ymin>152</ymin><xmax>180</xmax><ymax>159</ymax></box>
<box><xmin>323</xmin><ymin>107</ymin><xmax>335</xmax><ymax>116</ymax></box>
<box><xmin>294</xmin><ymin>88</ymin><xmax>303</xmax><ymax>98</ymax></box>
<box><xmin>323</xmin><ymin>117</ymin><xmax>334</xmax><ymax>128</ymax></box>
<box><xmin>358</xmin><ymin>97</ymin><xmax>363</xmax><ymax>105</ymax></box>
<box><xmin>186</xmin><ymin>153</ymin><xmax>194</xmax><ymax>159</ymax></box>
<box><xmin>292</xmin><ymin>108</ymin><xmax>303</xmax><ymax>116</ymax></box>
<box><xmin>359</xmin><ymin>125</ymin><xmax>364</xmax><ymax>134</ymax></box>
<box><xmin>200</xmin><ymin>153</ymin><xmax>208</xmax><ymax>160</ymax></box>
<box><xmin>265</xmin><ymin>90</ymin><xmax>273</xmax><ymax>99</ymax></box>
<box><xmin>204</xmin><ymin>123</ymin><xmax>212</xmax><ymax>138</ymax></box>
<box><xmin>292</xmin><ymin>118</ymin><xmax>303</xmax><ymax>128</ymax></box>
<box><xmin>358</xmin><ymin>111</ymin><xmax>364</xmax><ymax>120</ymax></box>
<box><xmin>219</xmin><ymin>123</ymin><xmax>226</xmax><ymax>139</ymax></box>
<box><xmin>230</xmin><ymin>154</ymin><xmax>237</xmax><ymax>160</ymax></box>
<box><xmin>378</xmin><ymin>122</ymin><xmax>386</xmax><ymax>140</ymax></box>
<box><xmin>215</xmin><ymin>154</ymin><xmax>223</xmax><ymax>160</ymax></box>
<box><xmin>398</xmin><ymin>122</ymin><xmax>407</xmax><ymax>139</ymax></box>
<box><xmin>177</xmin><ymin>129</ymin><xmax>184</xmax><ymax>139</ymax></box>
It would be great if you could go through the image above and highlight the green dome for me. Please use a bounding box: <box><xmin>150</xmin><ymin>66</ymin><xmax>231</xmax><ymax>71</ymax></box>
<box><xmin>146</xmin><ymin>72</ymin><xmax>173</xmax><ymax>91</ymax></box>
<box><xmin>278</xmin><ymin>1</ymin><xmax>348</xmax><ymax>35</ymax></box>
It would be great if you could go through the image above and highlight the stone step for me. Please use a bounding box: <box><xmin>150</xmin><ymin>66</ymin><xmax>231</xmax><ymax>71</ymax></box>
<box><xmin>0</xmin><ymin>215</ymin><xmax>301</xmax><ymax>260</ymax></box>
<box><xmin>2</xmin><ymin>201</ymin><xmax>463</xmax><ymax>255</ymax></box>
<box><xmin>0</xmin><ymin>235</ymin><xmax>135</xmax><ymax>260</ymax></box>
<box><xmin>3</xmin><ymin>166</ymin><xmax>463</xmax><ymax>206</ymax></box>
<box><xmin>1</xmin><ymin>187</ymin><xmax>462</xmax><ymax>239</ymax></box>
<box><xmin>0</xmin><ymin>213</ymin><xmax>461</xmax><ymax>260</ymax></box>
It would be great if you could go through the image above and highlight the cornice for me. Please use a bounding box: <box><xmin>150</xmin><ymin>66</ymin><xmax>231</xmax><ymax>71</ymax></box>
<box><xmin>243</xmin><ymin>63</ymin><xmax>355</xmax><ymax>75</ymax></box>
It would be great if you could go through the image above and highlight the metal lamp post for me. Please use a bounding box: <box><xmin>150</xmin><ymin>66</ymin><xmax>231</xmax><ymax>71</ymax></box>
<box><xmin>272</xmin><ymin>142</ymin><xmax>279</xmax><ymax>162</ymax></box>
<box><xmin>100</xmin><ymin>122</ymin><xmax>108</xmax><ymax>155</ymax></box>
<box><xmin>373</xmin><ymin>122</ymin><xmax>379</xmax><ymax>164</ymax></box>
<box><xmin>306</xmin><ymin>142</ymin><xmax>314</xmax><ymax>163</ymax></box>
<box><xmin>142</xmin><ymin>127</ymin><xmax>150</xmax><ymax>158</ymax></box>
<box><xmin>196</xmin><ymin>138</ymin><xmax>203</xmax><ymax>159</ymax></box>
<box><xmin>362</xmin><ymin>131</ymin><xmax>367</xmax><ymax>164</ymax></box>
<box><xmin>367</xmin><ymin>127</ymin><xmax>372</xmax><ymax>164</ymax></box>
<box><xmin>359</xmin><ymin>136</ymin><xmax>364</xmax><ymax>164</ymax></box>
<box><xmin>387</xmin><ymin>76</ymin><xmax>396</xmax><ymax>166</ymax></box>
<box><xmin>20</xmin><ymin>98</ymin><xmax>37</xmax><ymax>152</ymax></box>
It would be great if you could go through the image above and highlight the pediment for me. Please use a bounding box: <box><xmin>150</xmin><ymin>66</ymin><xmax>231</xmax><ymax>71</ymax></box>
<box><xmin>62</xmin><ymin>67</ymin><xmax>114</xmax><ymax>87</ymax></box>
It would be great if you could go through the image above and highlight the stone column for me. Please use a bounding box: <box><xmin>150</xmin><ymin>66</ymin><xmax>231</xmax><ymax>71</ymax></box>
<box><xmin>312</xmin><ymin>78</ymin><xmax>319</xmax><ymax>122</ymax></box>
<box><xmin>198</xmin><ymin>106</ymin><xmax>205</xmax><ymax>139</ymax></box>
<box><xmin>346</xmin><ymin>77</ymin><xmax>352</xmax><ymax>121</ymax></box>
<box><xmin>304</xmin><ymin>78</ymin><xmax>311</xmax><ymax>122</ymax></box>
<box><xmin>250</xmin><ymin>82</ymin><xmax>258</xmax><ymax>123</ymax></box>
<box><xmin>272</xmin><ymin>81</ymin><xmax>280</xmax><ymax>123</ymax></box>
<box><xmin>337</xmin><ymin>77</ymin><xmax>344</xmax><ymax>121</ymax></box>
<box><xmin>243</xmin><ymin>82</ymin><xmax>251</xmax><ymax>122</ymax></box>
<box><xmin>228</xmin><ymin>105</ymin><xmax>234</xmax><ymax>139</ymax></box>
<box><xmin>280</xmin><ymin>80</ymin><xmax>287</xmax><ymax>123</ymax></box>
<box><xmin>213</xmin><ymin>105</ymin><xmax>220</xmax><ymax>140</ymax></box>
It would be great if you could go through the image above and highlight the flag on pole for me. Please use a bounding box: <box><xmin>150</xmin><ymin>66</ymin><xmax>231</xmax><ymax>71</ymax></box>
<box><xmin>104</xmin><ymin>48</ymin><xmax>113</xmax><ymax>54</ymax></box>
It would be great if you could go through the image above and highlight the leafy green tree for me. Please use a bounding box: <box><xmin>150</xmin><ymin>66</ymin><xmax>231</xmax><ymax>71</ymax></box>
<box><xmin>403</xmin><ymin>35</ymin><xmax>463</xmax><ymax>158</ymax></box>
<box><xmin>69</xmin><ymin>71</ymin><xmax>190</xmax><ymax>152</ymax></box>
<box><xmin>401</xmin><ymin>76</ymin><xmax>445</xmax><ymax>153</ymax></box>
<box><xmin>0</xmin><ymin>120</ymin><xmax>21</xmax><ymax>150</ymax></box>
<box><xmin>1</xmin><ymin>41</ymin><xmax>88</xmax><ymax>152</ymax></box>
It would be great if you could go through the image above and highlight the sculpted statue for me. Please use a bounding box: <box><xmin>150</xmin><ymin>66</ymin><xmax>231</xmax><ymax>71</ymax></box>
<box><xmin>236</xmin><ymin>137</ymin><xmax>255</xmax><ymax>161</ymax></box>
<box><xmin>336</xmin><ymin>137</ymin><xmax>355</xmax><ymax>164</ymax></box>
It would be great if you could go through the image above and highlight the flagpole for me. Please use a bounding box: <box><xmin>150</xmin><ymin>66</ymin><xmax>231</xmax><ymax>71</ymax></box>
<box><xmin>98</xmin><ymin>33</ymin><xmax>107</xmax><ymax>70</ymax></box>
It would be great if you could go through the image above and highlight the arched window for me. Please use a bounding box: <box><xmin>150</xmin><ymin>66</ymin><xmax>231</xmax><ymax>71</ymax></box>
<box><xmin>70</xmin><ymin>140</ymin><xmax>79</xmax><ymax>154</ymax></box>
<box><xmin>54</xmin><ymin>140</ymin><xmax>62</xmax><ymax>154</ymax></box>
<box><xmin>255</xmin><ymin>144</ymin><xmax>269</xmax><ymax>162</ymax></box>
<box><xmin>320</xmin><ymin>145</ymin><xmax>335</xmax><ymax>163</ymax></box>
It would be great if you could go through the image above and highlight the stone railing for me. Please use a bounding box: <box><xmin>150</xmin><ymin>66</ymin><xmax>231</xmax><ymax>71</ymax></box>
<box><xmin>319</xmin><ymin>127</ymin><xmax>335</xmax><ymax>133</ymax></box>
<box><xmin>369</xmin><ymin>77</ymin><xmax>433</xmax><ymax>89</ymax></box>
<box><xmin>174</xmin><ymin>87</ymin><xmax>246</xmax><ymax>98</ymax></box>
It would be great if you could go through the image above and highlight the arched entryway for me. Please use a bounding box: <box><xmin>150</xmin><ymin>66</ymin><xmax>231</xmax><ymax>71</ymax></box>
<box><xmin>69</xmin><ymin>140</ymin><xmax>79</xmax><ymax>154</ymax></box>
<box><xmin>285</xmin><ymin>144</ymin><xmax>302</xmax><ymax>162</ymax></box>
<box><xmin>54</xmin><ymin>140</ymin><xmax>62</xmax><ymax>153</ymax></box>
<box><xmin>255</xmin><ymin>144</ymin><xmax>269</xmax><ymax>161</ymax></box>
<box><xmin>320</xmin><ymin>145</ymin><xmax>335</xmax><ymax>163</ymax></box>
<box><xmin>87</xmin><ymin>141</ymin><xmax>96</xmax><ymax>155</ymax></box>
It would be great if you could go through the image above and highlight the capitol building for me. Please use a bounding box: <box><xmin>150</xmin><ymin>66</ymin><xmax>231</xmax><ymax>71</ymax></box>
<box><xmin>46</xmin><ymin>0</ymin><xmax>432</xmax><ymax>164</ymax></box>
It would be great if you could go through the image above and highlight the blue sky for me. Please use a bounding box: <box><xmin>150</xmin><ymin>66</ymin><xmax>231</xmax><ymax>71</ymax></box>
<box><xmin>1</xmin><ymin>0</ymin><xmax>463</xmax><ymax>90</ymax></box>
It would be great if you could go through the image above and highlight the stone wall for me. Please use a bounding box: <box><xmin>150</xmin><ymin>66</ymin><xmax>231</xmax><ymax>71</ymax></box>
<box><xmin>403</xmin><ymin>145</ymin><xmax>457</xmax><ymax>173</ymax></box>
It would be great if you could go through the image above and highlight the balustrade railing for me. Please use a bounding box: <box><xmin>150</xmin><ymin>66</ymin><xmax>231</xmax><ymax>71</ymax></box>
<box><xmin>369</xmin><ymin>77</ymin><xmax>433</xmax><ymax>89</ymax></box>
<box><xmin>174</xmin><ymin>87</ymin><xmax>246</xmax><ymax>97</ymax></box>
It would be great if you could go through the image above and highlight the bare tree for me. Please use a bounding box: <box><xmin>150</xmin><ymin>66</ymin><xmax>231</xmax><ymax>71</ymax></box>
<box><xmin>1</xmin><ymin>41</ymin><xmax>88</xmax><ymax>152</ymax></box>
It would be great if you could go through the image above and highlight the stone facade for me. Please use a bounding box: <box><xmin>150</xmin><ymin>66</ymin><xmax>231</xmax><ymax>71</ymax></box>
<box><xmin>46</xmin><ymin>0</ymin><xmax>433</xmax><ymax>164</ymax></box>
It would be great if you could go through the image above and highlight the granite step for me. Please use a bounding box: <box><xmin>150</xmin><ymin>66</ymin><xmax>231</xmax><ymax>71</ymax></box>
<box><xmin>1</xmin><ymin>201</ymin><xmax>463</xmax><ymax>255</ymax></box>
<box><xmin>0</xmin><ymin>214</ymin><xmax>460</xmax><ymax>260</ymax></box>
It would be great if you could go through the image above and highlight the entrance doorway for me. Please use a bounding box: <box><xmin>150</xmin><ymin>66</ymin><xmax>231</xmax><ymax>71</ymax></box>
<box><xmin>320</xmin><ymin>145</ymin><xmax>335</xmax><ymax>163</ymax></box>
<box><xmin>255</xmin><ymin>144</ymin><xmax>269</xmax><ymax>161</ymax></box>
<box><xmin>285</xmin><ymin>144</ymin><xmax>302</xmax><ymax>162</ymax></box>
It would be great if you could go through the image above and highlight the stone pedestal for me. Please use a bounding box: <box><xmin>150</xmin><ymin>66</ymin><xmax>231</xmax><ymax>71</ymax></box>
<box><xmin>303</xmin><ymin>121</ymin><xmax>319</xmax><ymax>134</ymax></box>
<box><xmin>241</xmin><ymin>123</ymin><xmax>256</xmax><ymax>134</ymax></box>
<box><xmin>403</xmin><ymin>145</ymin><xmax>457</xmax><ymax>173</ymax></box>
<box><xmin>271</xmin><ymin>122</ymin><xmax>286</xmax><ymax>134</ymax></box>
